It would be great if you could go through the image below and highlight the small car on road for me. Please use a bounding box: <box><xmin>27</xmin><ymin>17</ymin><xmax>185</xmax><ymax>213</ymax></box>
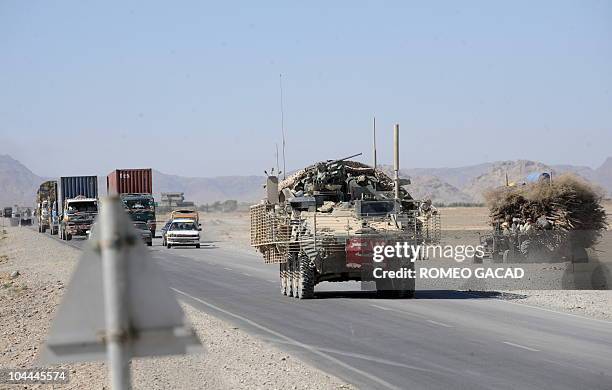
<box><xmin>161</xmin><ymin>220</ymin><xmax>172</xmax><ymax>247</ymax></box>
<box><xmin>133</xmin><ymin>221</ymin><xmax>153</xmax><ymax>246</ymax></box>
<box><xmin>165</xmin><ymin>218</ymin><xmax>200</xmax><ymax>249</ymax></box>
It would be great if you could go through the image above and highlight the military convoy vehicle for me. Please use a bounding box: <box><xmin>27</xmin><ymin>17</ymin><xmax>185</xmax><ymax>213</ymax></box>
<box><xmin>250</xmin><ymin>126</ymin><xmax>440</xmax><ymax>299</ymax></box>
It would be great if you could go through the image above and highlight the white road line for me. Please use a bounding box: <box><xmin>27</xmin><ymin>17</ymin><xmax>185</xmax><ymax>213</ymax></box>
<box><xmin>371</xmin><ymin>304</ymin><xmax>454</xmax><ymax>328</ymax></box>
<box><xmin>426</xmin><ymin>319</ymin><xmax>453</xmax><ymax>328</ymax></box>
<box><xmin>267</xmin><ymin>280</ymin><xmax>277</xmax><ymax>284</ymax></box>
<box><xmin>241</xmin><ymin>272</ymin><xmax>251</xmax><ymax>277</ymax></box>
<box><xmin>370</xmin><ymin>304</ymin><xmax>428</xmax><ymax>320</ymax></box>
<box><xmin>223</xmin><ymin>267</ymin><xmax>233</xmax><ymax>271</ymax></box>
<box><xmin>370</xmin><ymin>304</ymin><xmax>392</xmax><ymax>311</ymax></box>
<box><xmin>261</xmin><ymin>337</ymin><xmax>437</xmax><ymax>373</ymax></box>
<box><xmin>173</xmin><ymin>288</ymin><xmax>402</xmax><ymax>390</ymax></box>
<box><xmin>502</xmin><ymin>341</ymin><xmax>540</xmax><ymax>352</ymax></box>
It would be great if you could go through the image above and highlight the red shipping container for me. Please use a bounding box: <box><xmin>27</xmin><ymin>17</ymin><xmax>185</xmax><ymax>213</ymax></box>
<box><xmin>107</xmin><ymin>169</ymin><xmax>153</xmax><ymax>195</ymax></box>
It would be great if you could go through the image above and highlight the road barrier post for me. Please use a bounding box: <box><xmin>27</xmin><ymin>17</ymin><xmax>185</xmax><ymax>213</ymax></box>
<box><xmin>100</xmin><ymin>197</ymin><xmax>132</xmax><ymax>389</ymax></box>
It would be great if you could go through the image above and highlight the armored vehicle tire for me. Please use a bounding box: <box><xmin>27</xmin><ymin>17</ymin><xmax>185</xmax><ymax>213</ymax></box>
<box><xmin>196</xmin><ymin>244</ymin><xmax>200</xmax><ymax>248</ymax></box>
<box><xmin>66</xmin><ymin>233</ymin><xmax>72</xmax><ymax>241</ymax></box>
<box><xmin>280</xmin><ymin>262</ymin><xmax>289</xmax><ymax>296</ymax></box>
<box><xmin>287</xmin><ymin>256</ymin><xmax>295</xmax><ymax>297</ymax></box>
<box><xmin>41</xmin><ymin>225</ymin><xmax>46</xmax><ymax>233</ymax></box>
<box><xmin>291</xmin><ymin>256</ymin><xmax>300</xmax><ymax>298</ymax></box>
<box><xmin>295</xmin><ymin>253</ymin><xmax>315</xmax><ymax>299</ymax></box>
<box><xmin>167</xmin><ymin>244</ymin><xmax>172</xmax><ymax>249</ymax></box>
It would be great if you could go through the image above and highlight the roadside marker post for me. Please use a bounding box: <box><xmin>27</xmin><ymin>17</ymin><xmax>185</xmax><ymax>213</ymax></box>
<box><xmin>101</xmin><ymin>197</ymin><xmax>132</xmax><ymax>389</ymax></box>
<box><xmin>39</xmin><ymin>196</ymin><xmax>203</xmax><ymax>389</ymax></box>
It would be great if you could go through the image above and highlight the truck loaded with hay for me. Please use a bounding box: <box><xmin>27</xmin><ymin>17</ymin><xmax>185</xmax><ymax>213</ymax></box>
<box><xmin>479</xmin><ymin>173</ymin><xmax>607</xmax><ymax>263</ymax></box>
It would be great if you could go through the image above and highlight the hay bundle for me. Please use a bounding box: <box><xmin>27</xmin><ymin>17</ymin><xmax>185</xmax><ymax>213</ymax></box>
<box><xmin>484</xmin><ymin>174</ymin><xmax>608</xmax><ymax>248</ymax></box>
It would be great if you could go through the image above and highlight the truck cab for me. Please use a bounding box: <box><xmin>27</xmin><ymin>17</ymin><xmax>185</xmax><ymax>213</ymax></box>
<box><xmin>60</xmin><ymin>197</ymin><xmax>98</xmax><ymax>240</ymax></box>
<box><xmin>120</xmin><ymin>193</ymin><xmax>156</xmax><ymax>237</ymax></box>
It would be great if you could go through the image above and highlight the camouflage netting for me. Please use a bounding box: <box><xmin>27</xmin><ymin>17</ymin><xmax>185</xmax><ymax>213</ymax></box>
<box><xmin>485</xmin><ymin>174</ymin><xmax>608</xmax><ymax>248</ymax></box>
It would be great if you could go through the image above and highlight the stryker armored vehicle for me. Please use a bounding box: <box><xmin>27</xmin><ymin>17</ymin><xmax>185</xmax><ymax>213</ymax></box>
<box><xmin>250</xmin><ymin>126</ymin><xmax>440</xmax><ymax>299</ymax></box>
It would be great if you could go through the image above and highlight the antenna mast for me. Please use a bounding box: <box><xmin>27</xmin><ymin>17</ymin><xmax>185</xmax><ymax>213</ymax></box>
<box><xmin>280</xmin><ymin>74</ymin><xmax>287</xmax><ymax>180</ymax></box>
<box><xmin>275</xmin><ymin>143</ymin><xmax>280</xmax><ymax>174</ymax></box>
<box><xmin>373</xmin><ymin>116</ymin><xmax>377</xmax><ymax>170</ymax></box>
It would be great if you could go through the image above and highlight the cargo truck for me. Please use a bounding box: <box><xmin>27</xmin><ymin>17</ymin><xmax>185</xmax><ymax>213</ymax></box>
<box><xmin>107</xmin><ymin>168</ymin><xmax>156</xmax><ymax>236</ymax></box>
<box><xmin>58</xmin><ymin>176</ymin><xmax>99</xmax><ymax>241</ymax></box>
<box><xmin>36</xmin><ymin>180</ymin><xmax>58</xmax><ymax>234</ymax></box>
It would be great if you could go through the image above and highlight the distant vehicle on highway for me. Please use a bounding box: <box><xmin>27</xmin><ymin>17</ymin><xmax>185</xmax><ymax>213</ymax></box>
<box><xmin>19</xmin><ymin>207</ymin><xmax>33</xmax><ymax>226</ymax></box>
<box><xmin>170</xmin><ymin>209</ymin><xmax>200</xmax><ymax>225</ymax></box>
<box><xmin>161</xmin><ymin>220</ymin><xmax>172</xmax><ymax>247</ymax></box>
<box><xmin>57</xmin><ymin>176</ymin><xmax>99</xmax><ymax>241</ymax></box>
<box><xmin>107</xmin><ymin>169</ymin><xmax>157</xmax><ymax>237</ymax></box>
<box><xmin>165</xmin><ymin>218</ymin><xmax>200</xmax><ymax>249</ymax></box>
<box><xmin>133</xmin><ymin>221</ymin><xmax>153</xmax><ymax>246</ymax></box>
<box><xmin>36</xmin><ymin>180</ymin><xmax>58</xmax><ymax>234</ymax></box>
<box><xmin>10</xmin><ymin>207</ymin><xmax>21</xmax><ymax>226</ymax></box>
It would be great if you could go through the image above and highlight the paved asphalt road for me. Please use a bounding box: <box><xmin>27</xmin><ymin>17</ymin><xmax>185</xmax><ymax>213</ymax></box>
<box><xmin>43</xmin><ymin>232</ymin><xmax>612</xmax><ymax>390</ymax></box>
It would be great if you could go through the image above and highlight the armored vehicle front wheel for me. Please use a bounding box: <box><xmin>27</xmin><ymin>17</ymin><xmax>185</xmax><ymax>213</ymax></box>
<box><xmin>287</xmin><ymin>255</ymin><xmax>295</xmax><ymax>297</ymax></box>
<box><xmin>295</xmin><ymin>253</ymin><xmax>315</xmax><ymax>299</ymax></box>
<box><xmin>280</xmin><ymin>262</ymin><xmax>289</xmax><ymax>296</ymax></box>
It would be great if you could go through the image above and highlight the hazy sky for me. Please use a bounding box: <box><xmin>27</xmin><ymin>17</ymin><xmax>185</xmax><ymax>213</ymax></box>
<box><xmin>1</xmin><ymin>1</ymin><xmax>611</xmax><ymax>177</ymax></box>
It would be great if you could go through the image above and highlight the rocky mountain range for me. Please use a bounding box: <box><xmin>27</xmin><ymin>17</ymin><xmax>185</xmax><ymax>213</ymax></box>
<box><xmin>1</xmin><ymin>154</ymin><xmax>610</xmax><ymax>207</ymax></box>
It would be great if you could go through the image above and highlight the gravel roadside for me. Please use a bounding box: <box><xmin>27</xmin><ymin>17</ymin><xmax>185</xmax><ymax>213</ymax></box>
<box><xmin>0</xmin><ymin>223</ymin><xmax>356</xmax><ymax>390</ymax></box>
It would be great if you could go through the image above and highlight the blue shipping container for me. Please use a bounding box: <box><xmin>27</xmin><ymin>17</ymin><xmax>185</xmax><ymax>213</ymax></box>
<box><xmin>58</xmin><ymin>176</ymin><xmax>98</xmax><ymax>208</ymax></box>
